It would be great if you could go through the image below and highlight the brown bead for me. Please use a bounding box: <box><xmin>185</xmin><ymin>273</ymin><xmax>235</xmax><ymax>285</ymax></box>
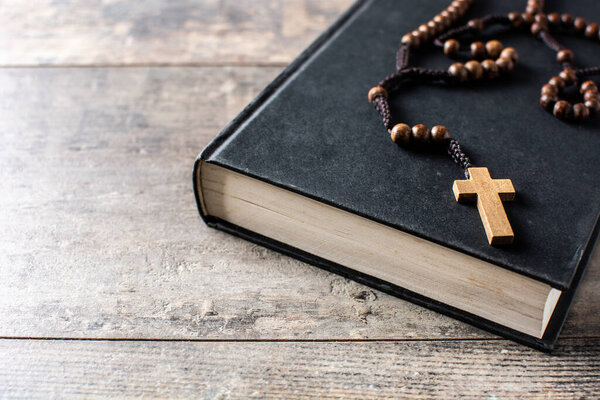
<box><xmin>434</xmin><ymin>14</ymin><xmax>450</xmax><ymax>29</ymax></box>
<box><xmin>444</xmin><ymin>39</ymin><xmax>461</xmax><ymax>57</ymax></box>
<box><xmin>531</xmin><ymin>22</ymin><xmax>547</xmax><ymax>35</ymax></box>
<box><xmin>508</xmin><ymin>12</ymin><xmax>523</xmax><ymax>28</ymax></box>
<box><xmin>500</xmin><ymin>47</ymin><xmax>519</xmax><ymax>63</ymax></box>
<box><xmin>580</xmin><ymin>80</ymin><xmax>598</xmax><ymax>93</ymax></box>
<box><xmin>412</xmin><ymin>124</ymin><xmax>430</xmax><ymax>142</ymax></box>
<box><xmin>585</xmin><ymin>99</ymin><xmax>600</xmax><ymax>115</ymax></box>
<box><xmin>465</xmin><ymin>60</ymin><xmax>483</xmax><ymax>80</ymax></box>
<box><xmin>574</xmin><ymin>17</ymin><xmax>587</xmax><ymax>34</ymax></box>
<box><xmin>553</xmin><ymin>100</ymin><xmax>572</xmax><ymax>120</ymax></box>
<box><xmin>468</xmin><ymin>18</ymin><xmax>484</xmax><ymax>32</ymax></box>
<box><xmin>560</xmin><ymin>13</ymin><xmax>574</xmax><ymax>28</ymax></box>
<box><xmin>541</xmin><ymin>84</ymin><xmax>558</xmax><ymax>95</ymax></box>
<box><xmin>534</xmin><ymin>13</ymin><xmax>547</xmax><ymax>23</ymax></box>
<box><xmin>447</xmin><ymin>6</ymin><xmax>460</xmax><ymax>20</ymax></box>
<box><xmin>390</xmin><ymin>123</ymin><xmax>412</xmax><ymax>145</ymax></box>
<box><xmin>556</xmin><ymin>49</ymin><xmax>574</xmax><ymax>64</ymax></box>
<box><xmin>431</xmin><ymin>125</ymin><xmax>450</xmax><ymax>143</ymax></box>
<box><xmin>585</xmin><ymin>23</ymin><xmax>599</xmax><ymax>39</ymax></box>
<box><xmin>412</xmin><ymin>29</ymin><xmax>425</xmax><ymax>44</ymax></box>
<box><xmin>485</xmin><ymin>40</ymin><xmax>503</xmax><ymax>59</ymax></box>
<box><xmin>496</xmin><ymin>57</ymin><xmax>514</xmax><ymax>74</ymax></box>
<box><xmin>481</xmin><ymin>59</ymin><xmax>499</xmax><ymax>79</ymax></box>
<box><xmin>418</xmin><ymin>24</ymin><xmax>432</xmax><ymax>42</ymax></box>
<box><xmin>448</xmin><ymin>62</ymin><xmax>468</xmax><ymax>82</ymax></box>
<box><xmin>540</xmin><ymin>93</ymin><xmax>558</xmax><ymax>110</ymax></box>
<box><xmin>559</xmin><ymin>69</ymin><xmax>577</xmax><ymax>84</ymax></box>
<box><xmin>522</xmin><ymin>12</ymin><xmax>535</xmax><ymax>25</ymax></box>
<box><xmin>584</xmin><ymin>89</ymin><xmax>600</xmax><ymax>102</ymax></box>
<box><xmin>470</xmin><ymin>41</ymin><xmax>485</xmax><ymax>59</ymax></box>
<box><xmin>401</xmin><ymin>33</ymin><xmax>421</xmax><ymax>49</ymax></box>
<box><xmin>548</xmin><ymin>76</ymin><xmax>566</xmax><ymax>91</ymax></box>
<box><xmin>548</xmin><ymin>12</ymin><xmax>561</xmax><ymax>26</ymax></box>
<box><xmin>572</xmin><ymin>103</ymin><xmax>590</xmax><ymax>121</ymax></box>
<box><xmin>427</xmin><ymin>20</ymin><xmax>441</xmax><ymax>36</ymax></box>
<box><xmin>368</xmin><ymin>86</ymin><xmax>388</xmax><ymax>102</ymax></box>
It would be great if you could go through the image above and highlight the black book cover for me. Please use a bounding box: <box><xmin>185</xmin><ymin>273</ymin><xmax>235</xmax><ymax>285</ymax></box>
<box><xmin>194</xmin><ymin>0</ymin><xmax>600</xmax><ymax>350</ymax></box>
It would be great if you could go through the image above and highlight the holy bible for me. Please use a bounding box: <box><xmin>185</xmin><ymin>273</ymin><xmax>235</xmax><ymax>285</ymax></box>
<box><xmin>193</xmin><ymin>0</ymin><xmax>600</xmax><ymax>351</ymax></box>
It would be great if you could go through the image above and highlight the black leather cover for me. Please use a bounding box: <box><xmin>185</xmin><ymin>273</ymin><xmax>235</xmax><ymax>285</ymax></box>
<box><xmin>194</xmin><ymin>0</ymin><xmax>600</xmax><ymax>350</ymax></box>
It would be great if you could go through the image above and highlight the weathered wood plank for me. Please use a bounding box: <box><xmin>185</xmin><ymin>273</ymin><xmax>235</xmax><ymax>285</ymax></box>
<box><xmin>0</xmin><ymin>338</ymin><xmax>598</xmax><ymax>398</ymax></box>
<box><xmin>0</xmin><ymin>67</ymin><xmax>597</xmax><ymax>341</ymax></box>
<box><xmin>0</xmin><ymin>0</ymin><xmax>353</xmax><ymax>66</ymax></box>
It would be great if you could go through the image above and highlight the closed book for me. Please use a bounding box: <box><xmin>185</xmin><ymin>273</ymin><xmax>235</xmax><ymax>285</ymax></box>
<box><xmin>193</xmin><ymin>0</ymin><xmax>600</xmax><ymax>351</ymax></box>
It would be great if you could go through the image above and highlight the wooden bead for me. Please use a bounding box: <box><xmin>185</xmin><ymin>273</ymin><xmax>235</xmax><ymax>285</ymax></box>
<box><xmin>427</xmin><ymin>20</ymin><xmax>441</xmax><ymax>35</ymax></box>
<box><xmin>534</xmin><ymin>13</ymin><xmax>547</xmax><ymax>23</ymax></box>
<box><xmin>585</xmin><ymin>99</ymin><xmax>600</xmax><ymax>115</ymax></box>
<box><xmin>495</xmin><ymin>57</ymin><xmax>514</xmax><ymax>74</ymax></box>
<box><xmin>556</xmin><ymin>49</ymin><xmax>574</xmax><ymax>64</ymax></box>
<box><xmin>401</xmin><ymin>33</ymin><xmax>420</xmax><ymax>48</ymax></box>
<box><xmin>390</xmin><ymin>123</ymin><xmax>412</xmax><ymax>145</ymax></box>
<box><xmin>468</xmin><ymin>18</ymin><xmax>484</xmax><ymax>32</ymax></box>
<box><xmin>584</xmin><ymin>89</ymin><xmax>600</xmax><ymax>102</ymax></box>
<box><xmin>508</xmin><ymin>12</ymin><xmax>523</xmax><ymax>28</ymax></box>
<box><xmin>500</xmin><ymin>47</ymin><xmax>519</xmax><ymax>63</ymax></box>
<box><xmin>548</xmin><ymin>12</ymin><xmax>561</xmax><ymax>26</ymax></box>
<box><xmin>541</xmin><ymin>84</ymin><xmax>558</xmax><ymax>95</ymax></box>
<box><xmin>485</xmin><ymin>40</ymin><xmax>503</xmax><ymax>59</ymax></box>
<box><xmin>448</xmin><ymin>62</ymin><xmax>468</xmax><ymax>82</ymax></box>
<box><xmin>412</xmin><ymin>29</ymin><xmax>425</xmax><ymax>44</ymax></box>
<box><xmin>368</xmin><ymin>86</ymin><xmax>388</xmax><ymax>102</ymax></box>
<box><xmin>531</xmin><ymin>22</ymin><xmax>546</xmax><ymax>35</ymax></box>
<box><xmin>470</xmin><ymin>41</ymin><xmax>485</xmax><ymax>59</ymax></box>
<box><xmin>434</xmin><ymin>14</ymin><xmax>450</xmax><ymax>29</ymax></box>
<box><xmin>580</xmin><ymin>80</ymin><xmax>598</xmax><ymax>93</ymax></box>
<box><xmin>521</xmin><ymin>12</ymin><xmax>535</xmax><ymax>25</ymax></box>
<box><xmin>412</xmin><ymin>124</ymin><xmax>430</xmax><ymax>142</ymax></box>
<box><xmin>572</xmin><ymin>103</ymin><xmax>590</xmax><ymax>121</ymax></box>
<box><xmin>465</xmin><ymin>60</ymin><xmax>483</xmax><ymax>80</ymax></box>
<box><xmin>444</xmin><ymin>39</ymin><xmax>461</xmax><ymax>57</ymax></box>
<box><xmin>553</xmin><ymin>100</ymin><xmax>571</xmax><ymax>120</ymax></box>
<box><xmin>447</xmin><ymin>6</ymin><xmax>460</xmax><ymax>20</ymax></box>
<box><xmin>585</xmin><ymin>23</ymin><xmax>599</xmax><ymax>39</ymax></box>
<box><xmin>548</xmin><ymin>76</ymin><xmax>566</xmax><ymax>91</ymax></box>
<box><xmin>560</xmin><ymin>13</ymin><xmax>574</xmax><ymax>28</ymax></box>
<box><xmin>418</xmin><ymin>24</ymin><xmax>432</xmax><ymax>42</ymax></box>
<box><xmin>540</xmin><ymin>93</ymin><xmax>558</xmax><ymax>110</ymax></box>
<box><xmin>574</xmin><ymin>17</ymin><xmax>587</xmax><ymax>34</ymax></box>
<box><xmin>559</xmin><ymin>69</ymin><xmax>577</xmax><ymax>84</ymax></box>
<box><xmin>431</xmin><ymin>125</ymin><xmax>450</xmax><ymax>143</ymax></box>
<box><xmin>481</xmin><ymin>59</ymin><xmax>499</xmax><ymax>79</ymax></box>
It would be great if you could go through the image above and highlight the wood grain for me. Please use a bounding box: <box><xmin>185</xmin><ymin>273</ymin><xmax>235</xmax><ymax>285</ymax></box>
<box><xmin>0</xmin><ymin>67</ymin><xmax>598</xmax><ymax>342</ymax></box>
<box><xmin>0</xmin><ymin>0</ymin><xmax>353</xmax><ymax>67</ymax></box>
<box><xmin>1</xmin><ymin>338</ymin><xmax>599</xmax><ymax>398</ymax></box>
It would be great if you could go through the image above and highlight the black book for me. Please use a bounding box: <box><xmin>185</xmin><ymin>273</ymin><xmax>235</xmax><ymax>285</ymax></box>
<box><xmin>193</xmin><ymin>0</ymin><xmax>600</xmax><ymax>351</ymax></box>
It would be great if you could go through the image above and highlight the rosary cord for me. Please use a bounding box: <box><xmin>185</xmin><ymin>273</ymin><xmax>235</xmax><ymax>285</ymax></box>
<box><xmin>448</xmin><ymin>139</ymin><xmax>473</xmax><ymax>178</ymax></box>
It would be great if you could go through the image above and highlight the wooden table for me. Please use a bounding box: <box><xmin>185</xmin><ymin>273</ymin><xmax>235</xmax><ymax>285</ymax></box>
<box><xmin>1</xmin><ymin>0</ymin><xmax>598</xmax><ymax>397</ymax></box>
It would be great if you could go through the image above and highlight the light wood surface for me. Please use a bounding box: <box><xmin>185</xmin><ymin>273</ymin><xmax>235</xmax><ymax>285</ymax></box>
<box><xmin>1</xmin><ymin>0</ymin><xmax>598</xmax><ymax>398</ymax></box>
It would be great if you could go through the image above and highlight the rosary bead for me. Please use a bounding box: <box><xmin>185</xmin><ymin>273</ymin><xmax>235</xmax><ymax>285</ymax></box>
<box><xmin>522</xmin><ymin>12</ymin><xmax>535</xmax><ymax>25</ymax></box>
<box><xmin>553</xmin><ymin>100</ymin><xmax>572</xmax><ymax>120</ymax></box>
<box><xmin>444</xmin><ymin>39</ymin><xmax>461</xmax><ymax>57</ymax></box>
<box><xmin>427</xmin><ymin>20</ymin><xmax>441</xmax><ymax>35</ymax></box>
<box><xmin>531</xmin><ymin>22</ymin><xmax>547</xmax><ymax>35</ymax></box>
<box><xmin>412</xmin><ymin>124</ymin><xmax>431</xmax><ymax>142</ymax></box>
<box><xmin>540</xmin><ymin>93</ymin><xmax>558</xmax><ymax>110</ymax></box>
<box><xmin>584</xmin><ymin>89</ymin><xmax>600</xmax><ymax>102</ymax></box>
<box><xmin>470</xmin><ymin>41</ymin><xmax>485</xmax><ymax>59</ymax></box>
<box><xmin>541</xmin><ymin>84</ymin><xmax>558</xmax><ymax>95</ymax></box>
<box><xmin>402</xmin><ymin>33</ymin><xmax>421</xmax><ymax>49</ymax></box>
<box><xmin>496</xmin><ymin>57</ymin><xmax>514</xmax><ymax>74</ymax></box>
<box><xmin>412</xmin><ymin>30</ymin><xmax>426</xmax><ymax>44</ymax></box>
<box><xmin>448</xmin><ymin>62</ymin><xmax>468</xmax><ymax>82</ymax></box>
<box><xmin>481</xmin><ymin>59</ymin><xmax>499</xmax><ymax>79</ymax></box>
<box><xmin>572</xmin><ymin>103</ymin><xmax>590</xmax><ymax>121</ymax></box>
<box><xmin>431</xmin><ymin>125</ymin><xmax>450</xmax><ymax>143</ymax></box>
<box><xmin>447</xmin><ymin>6</ymin><xmax>461</xmax><ymax>20</ymax></box>
<box><xmin>559</xmin><ymin>69</ymin><xmax>577</xmax><ymax>85</ymax></box>
<box><xmin>465</xmin><ymin>60</ymin><xmax>483</xmax><ymax>80</ymax></box>
<box><xmin>441</xmin><ymin>10</ymin><xmax>454</xmax><ymax>23</ymax></box>
<box><xmin>485</xmin><ymin>40</ymin><xmax>503</xmax><ymax>59</ymax></box>
<box><xmin>547</xmin><ymin>12</ymin><xmax>561</xmax><ymax>26</ymax></box>
<box><xmin>585</xmin><ymin>23</ymin><xmax>599</xmax><ymax>39</ymax></box>
<box><xmin>368</xmin><ymin>86</ymin><xmax>388</xmax><ymax>102</ymax></box>
<box><xmin>508</xmin><ymin>12</ymin><xmax>523</xmax><ymax>28</ymax></box>
<box><xmin>468</xmin><ymin>18</ymin><xmax>484</xmax><ymax>32</ymax></box>
<box><xmin>434</xmin><ymin>14</ymin><xmax>450</xmax><ymax>30</ymax></box>
<box><xmin>500</xmin><ymin>47</ymin><xmax>519</xmax><ymax>63</ymax></box>
<box><xmin>573</xmin><ymin>17</ymin><xmax>587</xmax><ymax>34</ymax></box>
<box><xmin>390</xmin><ymin>123</ymin><xmax>412</xmax><ymax>145</ymax></box>
<box><xmin>548</xmin><ymin>76</ymin><xmax>566</xmax><ymax>91</ymax></box>
<box><xmin>556</xmin><ymin>49</ymin><xmax>574</xmax><ymax>64</ymax></box>
<box><xmin>418</xmin><ymin>24</ymin><xmax>432</xmax><ymax>42</ymax></box>
<box><xmin>580</xmin><ymin>80</ymin><xmax>598</xmax><ymax>93</ymax></box>
<box><xmin>585</xmin><ymin>99</ymin><xmax>600</xmax><ymax>115</ymax></box>
<box><xmin>560</xmin><ymin>13</ymin><xmax>574</xmax><ymax>28</ymax></box>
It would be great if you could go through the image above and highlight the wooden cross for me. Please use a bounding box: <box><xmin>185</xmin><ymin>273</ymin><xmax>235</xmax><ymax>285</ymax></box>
<box><xmin>452</xmin><ymin>167</ymin><xmax>516</xmax><ymax>245</ymax></box>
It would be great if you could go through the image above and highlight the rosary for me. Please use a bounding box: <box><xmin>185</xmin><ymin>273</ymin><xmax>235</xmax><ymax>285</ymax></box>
<box><xmin>368</xmin><ymin>0</ymin><xmax>600</xmax><ymax>245</ymax></box>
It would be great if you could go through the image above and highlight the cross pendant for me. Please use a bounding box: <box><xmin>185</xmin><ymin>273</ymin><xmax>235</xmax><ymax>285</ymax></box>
<box><xmin>453</xmin><ymin>167</ymin><xmax>516</xmax><ymax>245</ymax></box>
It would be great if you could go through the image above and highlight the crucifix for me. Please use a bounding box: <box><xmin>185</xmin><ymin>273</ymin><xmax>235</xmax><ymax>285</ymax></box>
<box><xmin>453</xmin><ymin>167</ymin><xmax>516</xmax><ymax>245</ymax></box>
